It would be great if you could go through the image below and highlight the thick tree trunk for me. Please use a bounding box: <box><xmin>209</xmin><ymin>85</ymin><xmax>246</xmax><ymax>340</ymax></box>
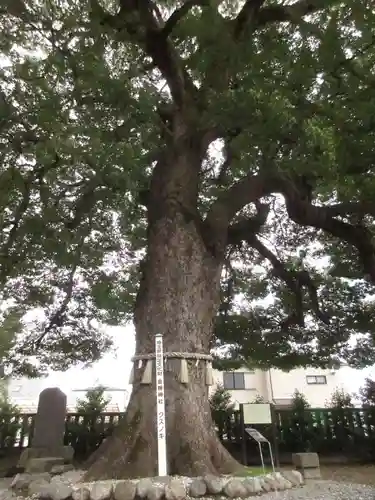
<box><xmin>84</xmin><ymin>203</ymin><xmax>241</xmax><ymax>479</ymax></box>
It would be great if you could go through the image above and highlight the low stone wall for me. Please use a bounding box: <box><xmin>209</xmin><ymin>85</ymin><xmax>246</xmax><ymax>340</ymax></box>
<box><xmin>9</xmin><ymin>467</ymin><xmax>304</xmax><ymax>500</ymax></box>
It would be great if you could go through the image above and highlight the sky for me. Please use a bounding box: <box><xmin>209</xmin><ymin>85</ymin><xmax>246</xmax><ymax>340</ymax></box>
<box><xmin>43</xmin><ymin>325</ymin><xmax>135</xmax><ymax>409</ymax></box>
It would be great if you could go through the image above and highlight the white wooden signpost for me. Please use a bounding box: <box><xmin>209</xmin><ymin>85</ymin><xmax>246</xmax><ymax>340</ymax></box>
<box><xmin>155</xmin><ymin>334</ymin><xmax>167</xmax><ymax>476</ymax></box>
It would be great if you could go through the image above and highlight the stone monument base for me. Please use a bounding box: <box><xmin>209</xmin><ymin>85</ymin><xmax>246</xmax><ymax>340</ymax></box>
<box><xmin>18</xmin><ymin>446</ymin><xmax>74</xmax><ymax>468</ymax></box>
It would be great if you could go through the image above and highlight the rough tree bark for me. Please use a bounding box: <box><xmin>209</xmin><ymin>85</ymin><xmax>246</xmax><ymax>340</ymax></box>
<box><xmin>84</xmin><ymin>141</ymin><xmax>242</xmax><ymax>479</ymax></box>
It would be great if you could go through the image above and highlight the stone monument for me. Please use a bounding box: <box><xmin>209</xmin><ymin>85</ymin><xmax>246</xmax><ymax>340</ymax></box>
<box><xmin>292</xmin><ymin>452</ymin><xmax>321</xmax><ymax>479</ymax></box>
<box><xmin>18</xmin><ymin>387</ymin><xmax>74</xmax><ymax>470</ymax></box>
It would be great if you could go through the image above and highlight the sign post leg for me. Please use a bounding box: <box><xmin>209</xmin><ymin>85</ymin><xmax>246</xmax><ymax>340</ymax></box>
<box><xmin>239</xmin><ymin>404</ymin><xmax>247</xmax><ymax>466</ymax></box>
<box><xmin>270</xmin><ymin>404</ymin><xmax>280</xmax><ymax>468</ymax></box>
<box><xmin>268</xmin><ymin>442</ymin><xmax>275</xmax><ymax>473</ymax></box>
<box><xmin>258</xmin><ymin>442</ymin><xmax>265</xmax><ymax>475</ymax></box>
<box><xmin>155</xmin><ymin>334</ymin><xmax>167</xmax><ymax>476</ymax></box>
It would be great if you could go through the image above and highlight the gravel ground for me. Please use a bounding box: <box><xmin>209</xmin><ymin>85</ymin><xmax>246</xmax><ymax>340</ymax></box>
<box><xmin>320</xmin><ymin>464</ymin><xmax>375</xmax><ymax>485</ymax></box>
<box><xmin>0</xmin><ymin>479</ymin><xmax>12</xmax><ymax>489</ymax></box>
<box><xmin>255</xmin><ymin>480</ymin><xmax>375</xmax><ymax>499</ymax></box>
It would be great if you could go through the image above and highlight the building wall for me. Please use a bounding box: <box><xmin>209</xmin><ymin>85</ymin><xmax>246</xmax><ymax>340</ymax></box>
<box><xmin>211</xmin><ymin>367</ymin><xmax>266</xmax><ymax>408</ymax></box>
<box><xmin>268</xmin><ymin>366</ymin><xmax>342</xmax><ymax>408</ymax></box>
<box><xmin>212</xmin><ymin>366</ymin><xmax>344</xmax><ymax>408</ymax></box>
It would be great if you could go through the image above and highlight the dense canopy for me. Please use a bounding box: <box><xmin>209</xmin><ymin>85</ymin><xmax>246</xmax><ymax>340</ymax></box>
<box><xmin>1</xmin><ymin>0</ymin><xmax>375</xmax><ymax>376</ymax></box>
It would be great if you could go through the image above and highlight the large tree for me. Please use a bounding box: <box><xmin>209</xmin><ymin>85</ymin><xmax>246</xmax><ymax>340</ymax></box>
<box><xmin>1</xmin><ymin>0</ymin><xmax>375</xmax><ymax>479</ymax></box>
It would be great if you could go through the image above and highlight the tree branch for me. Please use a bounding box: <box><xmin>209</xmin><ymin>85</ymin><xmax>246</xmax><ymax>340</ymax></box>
<box><xmin>231</xmin><ymin>230</ymin><xmax>329</xmax><ymax>329</ymax></box>
<box><xmin>64</xmin><ymin>176</ymin><xmax>102</xmax><ymax>230</ymax></box>
<box><xmin>256</xmin><ymin>0</ymin><xmax>336</xmax><ymax>28</ymax></box>
<box><xmin>208</xmin><ymin>165</ymin><xmax>375</xmax><ymax>283</ymax></box>
<box><xmin>233</xmin><ymin>0</ymin><xmax>267</xmax><ymax>38</ymax></box>
<box><xmin>205</xmin><ymin>171</ymin><xmax>283</xmax><ymax>234</ymax></box>
<box><xmin>34</xmin><ymin>237</ymin><xmax>85</xmax><ymax>349</ymax></box>
<box><xmin>91</xmin><ymin>0</ymin><xmax>198</xmax><ymax>108</ymax></box>
<box><xmin>323</xmin><ymin>202</ymin><xmax>375</xmax><ymax>218</ymax></box>
<box><xmin>215</xmin><ymin>136</ymin><xmax>238</xmax><ymax>186</ymax></box>
<box><xmin>34</xmin><ymin>267</ymin><xmax>76</xmax><ymax>349</ymax></box>
<box><xmin>227</xmin><ymin>202</ymin><xmax>270</xmax><ymax>246</ymax></box>
<box><xmin>285</xmin><ymin>197</ymin><xmax>375</xmax><ymax>282</ymax></box>
<box><xmin>0</xmin><ymin>0</ymin><xmax>29</xmax><ymax>19</ymax></box>
<box><xmin>0</xmin><ymin>157</ymin><xmax>61</xmax><ymax>285</ymax></box>
<box><xmin>230</xmin><ymin>0</ymin><xmax>335</xmax><ymax>40</ymax></box>
<box><xmin>0</xmin><ymin>172</ymin><xmax>32</xmax><ymax>284</ymax></box>
<box><xmin>162</xmin><ymin>0</ymin><xmax>208</xmax><ymax>38</ymax></box>
<box><xmin>118</xmin><ymin>0</ymin><xmax>198</xmax><ymax>107</ymax></box>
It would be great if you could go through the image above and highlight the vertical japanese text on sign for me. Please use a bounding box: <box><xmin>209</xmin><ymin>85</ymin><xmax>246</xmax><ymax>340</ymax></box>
<box><xmin>155</xmin><ymin>334</ymin><xmax>167</xmax><ymax>475</ymax></box>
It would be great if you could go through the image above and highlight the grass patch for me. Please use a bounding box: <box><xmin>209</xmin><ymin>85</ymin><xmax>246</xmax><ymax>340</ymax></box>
<box><xmin>235</xmin><ymin>466</ymin><xmax>273</xmax><ymax>477</ymax></box>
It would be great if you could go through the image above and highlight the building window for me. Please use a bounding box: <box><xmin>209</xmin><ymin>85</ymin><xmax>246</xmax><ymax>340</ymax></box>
<box><xmin>306</xmin><ymin>375</ymin><xmax>327</xmax><ymax>385</ymax></box>
<box><xmin>223</xmin><ymin>372</ymin><xmax>245</xmax><ymax>390</ymax></box>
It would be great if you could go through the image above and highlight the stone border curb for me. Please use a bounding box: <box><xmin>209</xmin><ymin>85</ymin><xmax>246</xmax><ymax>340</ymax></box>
<box><xmin>10</xmin><ymin>469</ymin><xmax>304</xmax><ymax>500</ymax></box>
